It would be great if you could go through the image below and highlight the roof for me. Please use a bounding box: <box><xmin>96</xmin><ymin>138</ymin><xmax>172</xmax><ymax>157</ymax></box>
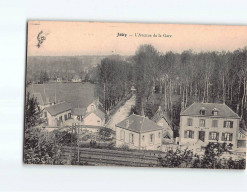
<box><xmin>72</xmin><ymin>75</ymin><xmax>81</xmax><ymax>80</ymax></box>
<box><xmin>85</xmin><ymin>108</ymin><xmax>106</xmax><ymax>120</ymax></box>
<box><xmin>72</xmin><ymin>107</ymin><xmax>86</xmax><ymax>116</ymax></box>
<box><xmin>239</xmin><ymin>128</ymin><xmax>247</xmax><ymax>136</ymax></box>
<box><xmin>180</xmin><ymin>102</ymin><xmax>240</xmax><ymax>118</ymax></box>
<box><xmin>152</xmin><ymin>107</ymin><xmax>172</xmax><ymax>128</ymax></box>
<box><xmin>45</xmin><ymin>102</ymin><xmax>72</xmax><ymax>116</ymax></box>
<box><xmin>116</xmin><ymin>114</ymin><xmax>163</xmax><ymax>133</ymax></box>
<box><xmin>26</xmin><ymin>83</ymin><xmax>96</xmax><ymax>108</ymax></box>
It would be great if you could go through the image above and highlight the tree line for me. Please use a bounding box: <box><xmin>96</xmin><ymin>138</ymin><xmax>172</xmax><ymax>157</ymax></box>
<box><xmin>96</xmin><ymin>45</ymin><xmax>247</xmax><ymax>129</ymax></box>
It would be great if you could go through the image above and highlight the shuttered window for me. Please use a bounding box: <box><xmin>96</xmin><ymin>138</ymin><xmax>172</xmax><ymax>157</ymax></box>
<box><xmin>209</xmin><ymin>132</ymin><xmax>219</xmax><ymax>140</ymax></box>
<box><xmin>224</xmin><ymin>121</ymin><xmax>233</xmax><ymax>128</ymax></box>
<box><xmin>222</xmin><ymin>133</ymin><xmax>233</xmax><ymax>141</ymax></box>
<box><xmin>184</xmin><ymin>130</ymin><xmax>194</xmax><ymax>139</ymax></box>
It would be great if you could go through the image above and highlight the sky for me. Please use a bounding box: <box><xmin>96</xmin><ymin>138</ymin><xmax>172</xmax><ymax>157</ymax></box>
<box><xmin>27</xmin><ymin>21</ymin><xmax>247</xmax><ymax>56</ymax></box>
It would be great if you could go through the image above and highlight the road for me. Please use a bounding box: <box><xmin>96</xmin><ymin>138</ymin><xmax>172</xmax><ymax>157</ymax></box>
<box><xmin>106</xmin><ymin>95</ymin><xmax>136</xmax><ymax>130</ymax></box>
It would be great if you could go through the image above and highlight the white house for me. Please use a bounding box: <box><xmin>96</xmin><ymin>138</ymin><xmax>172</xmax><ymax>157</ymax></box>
<box><xmin>179</xmin><ymin>102</ymin><xmax>240</xmax><ymax>149</ymax></box>
<box><xmin>115</xmin><ymin>114</ymin><xmax>163</xmax><ymax>150</ymax></box>
<box><xmin>83</xmin><ymin>108</ymin><xmax>106</xmax><ymax>132</ymax></box>
<box><xmin>72</xmin><ymin>107</ymin><xmax>86</xmax><ymax>121</ymax></box>
<box><xmin>152</xmin><ymin>106</ymin><xmax>174</xmax><ymax>143</ymax></box>
<box><xmin>72</xmin><ymin>75</ymin><xmax>82</xmax><ymax>83</ymax></box>
<box><xmin>43</xmin><ymin>101</ymin><xmax>72</xmax><ymax>127</ymax></box>
<box><xmin>56</xmin><ymin>78</ymin><xmax>62</xmax><ymax>83</ymax></box>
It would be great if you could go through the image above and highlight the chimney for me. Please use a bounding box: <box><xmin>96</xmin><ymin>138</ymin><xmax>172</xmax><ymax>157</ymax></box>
<box><xmin>126</xmin><ymin>119</ymin><xmax>129</xmax><ymax>128</ymax></box>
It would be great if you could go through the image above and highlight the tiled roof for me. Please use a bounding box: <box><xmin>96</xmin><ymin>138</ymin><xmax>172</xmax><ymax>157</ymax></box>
<box><xmin>26</xmin><ymin>83</ymin><xmax>95</xmax><ymax>108</ymax></box>
<box><xmin>72</xmin><ymin>107</ymin><xmax>86</xmax><ymax>116</ymax></box>
<box><xmin>181</xmin><ymin>102</ymin><xmax>239</xmax><ymax>118</ymax></box>
<box><xmin>152</xmin><ymin>108</ymin><xmax>172</xmax><ymax>128</ymax></box>
<box><xmin>45</xmin><ymin>102</ymin><xmax>72</xmax><ymax>116</ymax></box>
<box><xmin>85</xmin><ymin>108</ymin><xmax>106</xmax><ymax>120</ymax></box>
<box><xmin>116</xmin><ymin>114</ymin><xmax>163</xmax><ymax>133</ymax></box>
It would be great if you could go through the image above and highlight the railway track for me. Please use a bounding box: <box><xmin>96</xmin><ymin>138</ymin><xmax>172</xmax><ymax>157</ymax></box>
<box><xmin>60</xmin><ymin>147</ymin><xmax>161</xmax><ymax>167</ymax></box>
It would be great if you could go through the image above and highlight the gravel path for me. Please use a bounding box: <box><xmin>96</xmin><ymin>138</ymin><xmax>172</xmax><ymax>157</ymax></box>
<box><xmin>106</xmin><ymin>95</ymin><xmax>136</xmax><ymax>130</ymax></box>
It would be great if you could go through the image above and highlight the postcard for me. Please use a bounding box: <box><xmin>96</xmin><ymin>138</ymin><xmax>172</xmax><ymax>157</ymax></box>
<box><xmin>24</xmin><ymin>21</ymin><xmax>247</xmax><ymax>169</ymax></box>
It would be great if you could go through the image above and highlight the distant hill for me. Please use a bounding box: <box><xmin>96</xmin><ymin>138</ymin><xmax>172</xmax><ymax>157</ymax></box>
<box><xmin>26</xmin><ymin>55</ymin><xmax>130</xmax><ymax>83</ymax></box>
<box><xmin>27</xmin><ymin>56</ymin><xmax>107</xmax><ymax>73</ymax></box>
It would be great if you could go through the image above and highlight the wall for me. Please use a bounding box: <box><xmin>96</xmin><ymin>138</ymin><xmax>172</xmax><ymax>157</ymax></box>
<box><xmin>84</xmin><ymin>112</ymin><xmax>102</xmax><ymax>126</ymax></box>
<box><xmin>157</xmin><ymin>118</ymin><xmax>173</xmax><ymax>138</ymax></box>
<box><xmin>116</xmin><ymin>127</ymin><xmax>162</xmax><ymax>150</ymax></box>
<box><xmin>46</xmin><ymin>110</ymin><xmax>72</xmax><ymax>127</ymax></box>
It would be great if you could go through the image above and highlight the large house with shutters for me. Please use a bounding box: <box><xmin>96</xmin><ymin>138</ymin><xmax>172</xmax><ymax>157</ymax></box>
<box><xmin>115</xmin><ymin>114</ymin><xmax>163</xmax><ymax>150</ymax></box>
<box><xmin>44</xmin><ymin>101</ymin><xmax>72</xmax><ymax>127</ymax></box>
<box><xmin>179</xmin><ymin>102</ymin><xmax>240</xmax><ymax>149</ymax></box>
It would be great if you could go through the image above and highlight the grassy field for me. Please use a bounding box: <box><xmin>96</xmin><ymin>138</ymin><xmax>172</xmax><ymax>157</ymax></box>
<box><xmin>26</xmin><ymin>82</ymin><xmax>96</xmax><ymax>108</ymax></box>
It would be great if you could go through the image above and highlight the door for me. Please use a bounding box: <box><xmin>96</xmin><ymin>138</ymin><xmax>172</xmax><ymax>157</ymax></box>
<box><xmin>199</xmin><ymin>131</ymin><xmax>205</xmax><ymax>142</ymax></box>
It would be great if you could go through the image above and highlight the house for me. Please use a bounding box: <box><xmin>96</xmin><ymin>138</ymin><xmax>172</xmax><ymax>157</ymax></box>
<box><xmin>43</xmin><ymin>101</ymin><xmax>72</xmax><ymax>127</ymax></box>
<box><xmin>72</xmin><ymin>107</ymin><xmax>86</xmax><ymax>121</ymax></box>
<box><xmin>56</xmin><ymin>78</ymin><xmax>62</xmax><ymax>83</ymax></box>
<box><xmin>152</xmin><ymin>106</ymin><xmax>174</xmax><ymax>143</ymax></box>
<box><xmin>72</xmin><ymin>75</ymin><xmax>82</xmax><ymax>83</ymax></box>
<box><xmin>86</xmin><ymin>98</ymin><xmax>102</xmax><ymax>113</ymax></box>
<box><xmin>179</xmin><ymin>102</ymin><xmax>240</xmax><ymax>149</ymax></box>
<box><xmin>115</xmin><ymin>114</ymin><xmax>163</xmax><ymax>150</ymax></box>
<box><xmin>83</xmin><ymin>108</ymin><xmax>106</xmax><ymax>131</ymax></box>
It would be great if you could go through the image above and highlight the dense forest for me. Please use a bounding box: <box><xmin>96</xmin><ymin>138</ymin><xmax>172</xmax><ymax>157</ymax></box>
<box><xmin>96</xmin><ymin>45</ymin><xmax>247</xmax><ymax>130</ymax></box>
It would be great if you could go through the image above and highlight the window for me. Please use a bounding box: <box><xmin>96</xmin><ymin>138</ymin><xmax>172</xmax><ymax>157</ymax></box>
<box><xmin>91</xmin><ymin>104</ymin><xmax>95</xmax><ymax>111</ymax></box>
<box><xmin>212</xmin><ymin>111</ymin><xmax>218</xmax><ymax>116</ymax></box>
<box><xmin>224</xmin><ymin>121</ymin><xmax>233</xmax><ymax>128</ymax></box>
<box><xmin>142</xmin><ymin>135</ymin><xmax>145</xmax><ymax>141</ymax></box>
<box><xmin>222</xmin><ymin>133</ymin><xmax>233</xmax><ymax>141</ymax></box>
<box><xmin>209</xmin><ymin>132</ymin><xmax>219</xmax><ymax>140</ymax></box>
<box><xmin>187</xmin><ymin>118</ymin><xmax>193</xmax><ymax>126</ymax></box>
<box><xmin>59</xmin><ymin>116</ymin><xmax>63</xmax><ymax>121</ymax></box>
<box><xmin>212</xmin><ymin>108</ymin><xmax>219</xmax><ymax>116</ymax></box>
<box><xmin>200</xmin><ymin>108</ymin><xmax>206</xmax><ymax>115</ymax></box>
<box><xmin>184</xmin><ymin>130</ymin><xmax>194</xmax><ymax>138</ymax></box>
<box><xmin>68</xmin><ymin>113</ymin><xmax>71</xmax><ymax>119</ymax></box>
<box><xmin>129</xmin><ymin>133</ymin><xmax>134</xmax><ymax>144</ymax></box>
<box><xmin>199</xmin><ymin>119</ymin><xmax>206</xmax><ymax>127</ymax></box>
<box><xmin>212</xmin><ymin>120</ymin><xmax>218</xmax><ymax>128</ymax></box>
<box><xmin>149</xmin><ymin>134</ymin><xmax>155</xmax><ymax>144</ymax></box>
<box><xmin>120</xmin><ymin>130</ymin><xmax>125</xmax><ymax>141</ymax></box>
<box><xmin>64</xmin><ymin>114</ymin><xmax>68</xmax><ymax>121</ymax></box>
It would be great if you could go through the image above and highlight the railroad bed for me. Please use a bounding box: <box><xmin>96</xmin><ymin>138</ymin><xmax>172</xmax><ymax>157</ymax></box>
<box><xmin>60</xmin><ymin>146</ymin><xmax>162</xmax><ymax>167</ymax></box>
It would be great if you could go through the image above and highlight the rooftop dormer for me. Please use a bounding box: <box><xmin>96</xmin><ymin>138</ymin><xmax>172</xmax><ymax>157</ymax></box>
<box><xmin>212</xmin><ymin>107</ymin><xmax>219</xmax><ymax>116</ymax></box>
<box><xmin>199</xmin><ymin>107</ymin><xmax>206</xmax><ymax>115</ymax></box>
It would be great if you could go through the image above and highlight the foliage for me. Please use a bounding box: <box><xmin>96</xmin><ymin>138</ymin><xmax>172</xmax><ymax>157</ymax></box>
<box><xmin>25</xmin><ymin>92</ymin><xmax>41</xmax><ymax>129</ymax></box>
<box><xmin>158</xmin><ymin>143</ymin><xmax>246</xmax><ymax>169</ymax></box>
<box><xmin>96</xmin><ymin>56</ymin><xmax>133</xmax><ymax>111</ymax></box>
<box><xmin>98</xmin><ymin>127</ymin><xmax>113</xmax><ymax>141</ymax></box>
<box><xmin>158</xmin><ymin>149</ymin><xmax>194</xmax><ymax>168</ymax></box>
<box><xmin>39</xmin><ymin>70</ymin><xmax>49</xmax><ymax>84</ymax></box>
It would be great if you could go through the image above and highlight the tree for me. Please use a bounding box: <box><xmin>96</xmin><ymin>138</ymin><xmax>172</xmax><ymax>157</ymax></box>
<box><xmin>25</xmin><ymin>92</ymin><xmax>41</xmax><ymax>129</ymax></box>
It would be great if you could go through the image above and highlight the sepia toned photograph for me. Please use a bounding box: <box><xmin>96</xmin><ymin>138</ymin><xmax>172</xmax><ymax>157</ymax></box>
<box><xmin>24</xmin><ymin>21</ymin><xmax>247</xmax><ymax>169</ymax></box>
